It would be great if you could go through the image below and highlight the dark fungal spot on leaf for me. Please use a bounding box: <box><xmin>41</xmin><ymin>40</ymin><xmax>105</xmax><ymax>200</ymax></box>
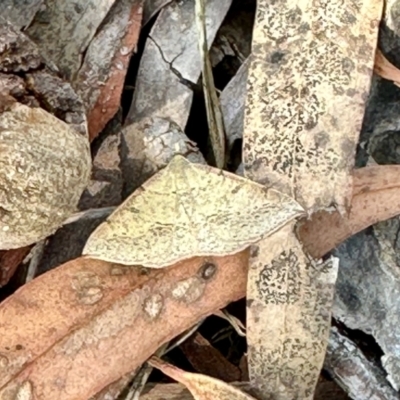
<box><xmin>270</xmin><ymin>51</ymin><xmax>285</xmax><ymax>64</ymax></box>
<box><xmin>198</xmin><ymin>262</ymin><xmax>217</xmax><ymax>280</ymax></box>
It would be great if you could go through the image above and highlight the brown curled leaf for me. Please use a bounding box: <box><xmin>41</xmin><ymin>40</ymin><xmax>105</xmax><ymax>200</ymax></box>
<box><xmin>374</xmin><ymin>49</ymin><xmax>400</xmax><ymax>87</ymax></box>
<box><xmin>0</xmin><ymin>247</ymin><xmax>31</xmax><ymax>287</ymax></box>
<box><xmin>299</xmin><ymin>165</ymin><xmax>400</xmax><ymax>259</ymax></box>
<box><xmin>76</xmin><ymin>0</ymin><xmax>143</xmax><ymax>141</ymax></box>
<box><xmin>0</xmin><ymin>251</ymin><xmax>248</xmax><ymax>400</ymax></box>
<box><xmin>148</xmin><ymin>356</ymin><xmax>258</xmax><ymax>400</ymax></box>
<box><xmin>180</xmin><ymin>332</ymin><xmax>242</xmax><ymax>382</ymax></box>
<box><xmin>139</xmin><ymin>380</ymin><xmax>350</xmax><ymax>400</ymax></box>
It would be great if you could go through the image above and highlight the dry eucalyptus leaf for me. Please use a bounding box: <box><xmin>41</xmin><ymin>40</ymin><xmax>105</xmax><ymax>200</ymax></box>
<box><xmin>0</xmin><ymin>251</ymin><xmax>248</xmax><ymax>399</ymax></box>
<box><xmin>148</xmin><ymin>356</ymin><xmax>258</xmax><ymax>400</ymax></box>
<box><xmin>241</xmin><ymin>0</ymin><xmax>382</xmax><ymax>398</ymax></box>
<box><xmin>83</xmin><ymin>155</ymin><xmax>305</xmax><ymax>268</ymax></box>
<box><xmin>74</xmin><ymin>0</ymin><xmax>143</xmax><ymax>141</ymax></box>
<box><xmin>140</xmin><ymin>381</ymin><xmax>350</xmax><ymax>400</ymax></box>
<box><xmin>0</xmin><ymin>102</ymin><xmax>91</xmax><ymax>249</ymax></box>
<box><xmin>246</xmin><ymin>226</ymin><xmax>338</xmax><ymax>400</ymax></box>
<box><xmin>243</xmin><ymin>0</ymin><xmax>382</xmax><ymax>213</ymax></box>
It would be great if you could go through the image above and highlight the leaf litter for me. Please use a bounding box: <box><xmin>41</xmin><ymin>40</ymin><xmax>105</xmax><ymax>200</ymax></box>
<box><xmin>0</xmin><ymin>164</ymin><xmax>398</xmax><ymax>399</ymax></box>
<box><xmin>1</xmin><ymin>1</ymin><xmax>400</xmax><ymax>400</ymax></box>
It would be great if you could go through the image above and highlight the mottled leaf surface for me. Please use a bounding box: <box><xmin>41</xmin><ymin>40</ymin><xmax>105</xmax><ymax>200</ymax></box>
<box><xmin>246</xmin><ymin>226</ymin><xmax>338</xmax><ymax>400</ymax></box>
<box><xmin>84</xmin><ymin>156</ymin><xmax>304</xmax><ymax>267</ymax></box>
<box><xmin>243</xmin><ymin>0</ymin><xmax>382</xmax><ymax>398</ymax></box>
<box><xmin>243</xmin><ymin>0</ymin><xmax>382</xmax><ymax>213</ymax></box>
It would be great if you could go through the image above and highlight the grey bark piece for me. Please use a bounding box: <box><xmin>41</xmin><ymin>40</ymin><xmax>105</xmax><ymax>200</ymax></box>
<box><xmin>332</xmin><ymin>228</ymin><xmax>400</xmax><ymax>390</ymax></box>
<box><xmin>325</xmin><ymin>327</ymin><xmax>400</xmax><ymax>400</ymax></box>
<box><xmin>26</xmin><ymin>70</ymin><xmax>87</xmax><ymax>135</ymax></box>
<box><xmin>143</xmin><ymin>0</ymin><xmax>172</xmax><ymax>26</ymax></box>
<box><xmin>121</xmin><ymin>116</ymin><xmax>205</xmax><ymax>196</ymax></box>
<box><xmin>36</xmin><ymin>216</ymin><xmax>106</xmax><ymax>276</ymax></box>
<box><xmin>126</xmin><ymin>0</ymin><xmax>232</xmax><ymax>127</ymax></box>
<box><xmin>0</xmin><ymin>18</ymin><xmax>42</xmax><ymax>72</ymax></box>
<box><xmin>209</xmin><ymin>0</ymin><xmax>254</xmax><ymax>67</ymax></box>
<box><xmin>126</xmin><ymin>38</ymin><xmax>193</xmax><ymax>129</ymax></box>
<box><xmin>0</xmin><ymin>20</ymin><xmax>88</xmax><ymax>135</ymax></box>
<box><xmin>149</xmin><ymin>0</ymin><xmax>232</xmax><ymax>82</ymax></box>
<box><xmin>220</xmin><ymin>57</ymin><xmax>249</xmax><ymax>151</ymax></box>
<box><xmin>0</xmin><ymin>0</ymin><xmax>42</xmax><ymax>29</ymax></box>
<box><xmin>380</xmin><ymin>0</ymin><xmax>400</xmax><ymax>64</ymax></box>
<box><xmin>79</xmin><ymin>133</ymin><xmax>123</xmax><ymax>209</ymax></box>
<box><xmin>26</xmin><ymin>0</ymin><xmax>116</xmax><ymax>79</ymax></box>
<box><xmin>93</xmin><ymin>134</ymin><xmax>122</xmax><ymax>183</ymax></box>
<box><xmin>358</xmin><ymin>76</ymin><xmax>400</xmax><ymax>166</ymax></box>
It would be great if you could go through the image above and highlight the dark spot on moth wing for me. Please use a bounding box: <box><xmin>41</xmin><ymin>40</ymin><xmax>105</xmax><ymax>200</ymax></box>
<box><xmin>198</xmin><ymin>261</ymin><xmax>217</xmax><ymax>280</ymax></box>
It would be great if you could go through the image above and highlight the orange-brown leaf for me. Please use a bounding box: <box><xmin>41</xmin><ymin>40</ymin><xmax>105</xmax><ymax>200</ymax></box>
<box><xmin>299</xmin><ymin>165</ymin><xmax>400</xmax><ymax>258</ymax></box>
<box><xmin>0</xmin><ymin>251</ymin><xmax>248</xmax><ymax>400</ymax></box>
<box><xmin>374</xmin><ymin>49</ymin><xmax>400</xmax><ymax>87</ymax></box>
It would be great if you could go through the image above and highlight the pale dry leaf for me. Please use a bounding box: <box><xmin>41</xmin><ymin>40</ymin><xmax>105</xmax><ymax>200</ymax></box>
<box><xmin>148</xmin><ymin>356</ymin><xmax>258</xmax><ymax>400</ymax></box>
<box><xmin>83</xmin><ymin>155</ymin><xmax>305</xmax><ymax>267</ymax></box>
<box><xmin>246</xmin><ymin>226</ymin><xmax>338</xmax><ymax>400</ymax></box>
<box><xmin>243</xmin><ymin>0</ymin><xmax>382</xmax><ymax>213</ymax></box>
<box><xmin>0</xmin><ymin>102</ymin><xmax>91</xmax><ymax>249</ymax></box>
<box><xmin>242</xmin><ymin>0</ymin><xmax>382</xmax><ymax>398</ymax></box>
